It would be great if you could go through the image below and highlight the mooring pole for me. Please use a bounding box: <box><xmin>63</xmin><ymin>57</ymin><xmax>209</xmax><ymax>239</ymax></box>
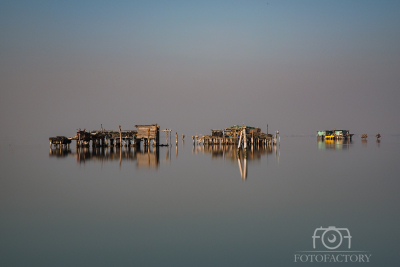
<box><xmin>243</xmin><ymin>128</ymin><xmax>247</xmax><ymax>151</ymax></box>
<box><xmin>238</xmin><ymin>131</ymin><xmax>243</xmax><ymax>149</ymax></box>
<box><xmin>119</xmin><ymin>125</ymin><xmax>122</xmax><ymax>148</ymax></box>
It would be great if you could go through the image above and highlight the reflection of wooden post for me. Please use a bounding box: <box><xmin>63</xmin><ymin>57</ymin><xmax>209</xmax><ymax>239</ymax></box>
<box><xmin>119</xmin><ymin>144</ymin><xmax>122</xmax><ymax>168</ymax></box>
<box><xmin>243</xmin><ymin>158</ymin><xmax>247</xmax><ymax>180</ymax></box>
<box><xmin>238</xmin><ymin>158</ymin><xmax>243</xmax><ymax>176</ymax></box>
<box><xmin>238</xmin><ymin>158</ymin><xmax>247</xmax><ymax>180</ymax></box>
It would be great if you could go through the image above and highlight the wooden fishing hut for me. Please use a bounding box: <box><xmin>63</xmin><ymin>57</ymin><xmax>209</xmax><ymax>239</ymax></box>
<box><xmin>50</xmin><ymin>124</ymin><xmax>160</xmax><ymax>149</ymax></box>
<box><xmin>69</xmin><ymin>128</ymin><xmax>138</xmax><ymax>148</ymax></box>
<box><xmin>49</xmin><ymin>136</ymin><xmax>71</xmax><ymax>148</ymax></box>
<box><xmin>201</xmin><ymin>125</ymin><xmax>273</xmax><ymax>148</ymax></box>
<box><xmin>317</xmin><ymin>130</ymin><xmax>353</xmax><ymax>140</ymax></box>
<box><xmin>99</xmin><ymin>129</ymin><xmax>138</xmax><ymax>148</ymax></box>
<box><xmin>135</xmin><ymin>124</ymin><xmax>160</xmax><ymax>147</ymax></box>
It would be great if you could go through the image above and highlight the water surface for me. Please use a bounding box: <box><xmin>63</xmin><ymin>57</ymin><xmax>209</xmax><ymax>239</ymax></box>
<box><xmin>1</xmin><ymin>137</ymin><xmax>399</xmax><ymax>266</ymax></box>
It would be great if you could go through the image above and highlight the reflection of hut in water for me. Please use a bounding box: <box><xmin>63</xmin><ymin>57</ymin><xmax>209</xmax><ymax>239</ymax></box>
<box><xmin>317</xmin><ymin>139</ymin><xmax>352</xmax><ymax>150</ymax></box>
<box><xmin>202</xmin><ymin>145</ymin><xmax>273</xmax><ymax>161</ymax></box>
<box><xmin>362</xmin><ymin>139</ymin><xmax>368</xmax><ymax>146</ymax></box>
<box><xmin>197</xmin><ymin>144</ymin><xmax>276</xmax><ymax>180</ymax></box>
<box><xmin>49</xmin><ymin>147</ymin><xmax>72</xmax><ymax>157</ymax></box>
<box><xmin>136</xmin><ymin>148</ymin><xmax>159</xmax><ymax>169</ymax></box>
<box><xmin>49</xmin><ymin>146</ymin><xmax>159</xmax><ymax>168</ymax></box>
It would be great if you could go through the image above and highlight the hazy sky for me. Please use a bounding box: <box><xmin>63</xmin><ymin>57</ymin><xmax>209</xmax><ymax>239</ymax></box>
<box><xmin>1</xmin><ymin>0</ymin><xmax>399</xmax><ymax>144</ymax></box>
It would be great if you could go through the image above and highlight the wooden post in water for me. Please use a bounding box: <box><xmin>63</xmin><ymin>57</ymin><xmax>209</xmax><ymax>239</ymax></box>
<box><xmin>222</xmin><ymin>129</ymin><xmax>225</xmax><ymax>146</ymax></box>
<box><xmin>154</xmin><ymin>124</ymin><xmax>158</xmax><ymax>146</ymax></box>
<box><xmin>243</xmin><ymin>128</ymin><xmax>247</xmax><ymax>151</ymax></box>
<box><xmin>119</xmin><ymin>126</ymin><xmax>122</xmax><ymax>148</ymax></box>
<box><xmin>78</xmin><ymin>133</ymin><xmax>80</xmax><ymax>148</ymax></box>
<box><xmin>161</xmin><ymin>129</ymin><xmax>171</xmax><ymax>146</ymax></box>
<box><xmin>147</xmin><ymin>128</ymin><xmax>150</xmax><ymax>147</ymax></box>
<box><xmin>238</xmin><ymin>131</ymin><xmax>243</xmax><ymax>149</ymax></box>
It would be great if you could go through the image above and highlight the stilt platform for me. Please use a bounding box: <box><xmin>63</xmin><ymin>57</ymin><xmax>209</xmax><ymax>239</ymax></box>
<box><xmin>49</xmin><ymin>124</ymin><xmax>160</xmax><ymax>149</ymax></box>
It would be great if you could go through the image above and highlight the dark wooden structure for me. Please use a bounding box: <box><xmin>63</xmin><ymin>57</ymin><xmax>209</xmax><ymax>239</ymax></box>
<box><xmin>200</xmin><ymin>125</ymin><xmax>274</xmax><ymax>148</ymax></box>
<box><xmin>49</xmin><ymin>124</ymin><xmax>160</xmax><ymax>149</ymax></box>
<box><xmin>49</xmin><ymin>136</ymin><xmax>71</xmax><ymax>147</ymax></box>
<box><xmin>135</xmin><ymin>124</ymin><xmax>160</xmax><ymax>147</ymax></box>
<box><xmin>317</xmin><ymin>129</ymin><xmax>354</xmax><ymax>140</ymax></box>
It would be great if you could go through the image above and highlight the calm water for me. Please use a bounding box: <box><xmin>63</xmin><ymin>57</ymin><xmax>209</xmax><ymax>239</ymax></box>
<box><xmin>1</xmin><ymin>137</ymin><xmax>399</xmax><ymax>266</ymax></box>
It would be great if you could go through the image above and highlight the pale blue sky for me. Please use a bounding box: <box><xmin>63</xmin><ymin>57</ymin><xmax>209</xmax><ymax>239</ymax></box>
<box><xmin>1</xmin><ymin>0</ymin><xmax>399</xmax><ymax>143</ymax></box>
